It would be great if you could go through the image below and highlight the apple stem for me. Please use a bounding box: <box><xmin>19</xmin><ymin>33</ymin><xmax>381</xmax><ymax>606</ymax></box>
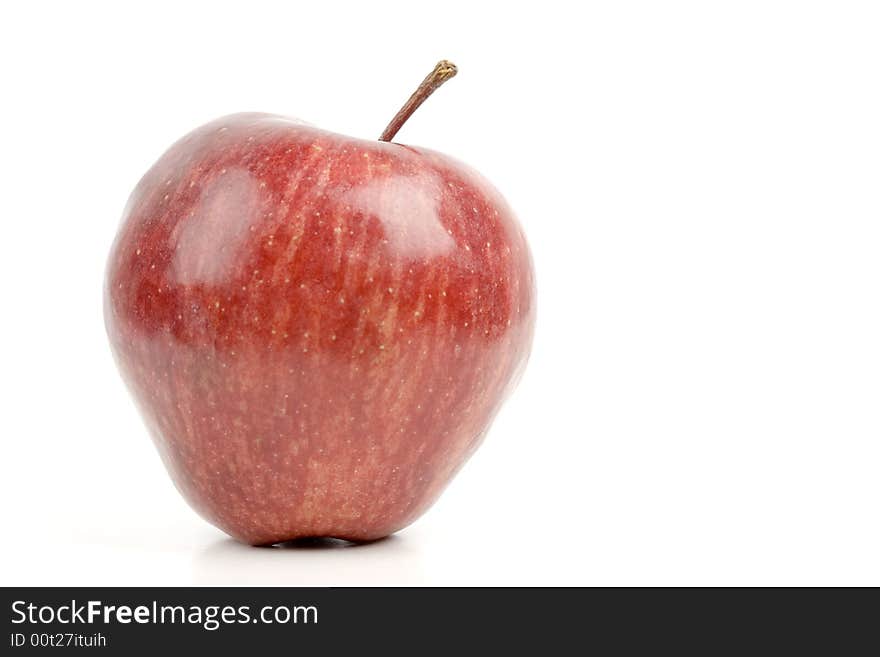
<box><xmin>379</xmin><ymin>60</ymin><xmax>458</xmax><ymax>142</ymax></box>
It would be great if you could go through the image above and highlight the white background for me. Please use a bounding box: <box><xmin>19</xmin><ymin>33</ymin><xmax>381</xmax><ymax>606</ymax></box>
<box><xmin>1</xmin><ymin>1</ymin><xmax>878</xmax><ymax>586</ymax></box>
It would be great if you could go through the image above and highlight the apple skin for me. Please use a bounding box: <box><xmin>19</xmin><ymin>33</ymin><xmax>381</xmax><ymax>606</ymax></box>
<box><xmin>104</xmin><ymin>113</ymin><xmax>535</xmax><ymax>545</ymax></box>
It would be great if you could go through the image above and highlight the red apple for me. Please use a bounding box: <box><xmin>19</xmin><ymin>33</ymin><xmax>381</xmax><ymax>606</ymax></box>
<box><xmin>104</xmin><ymin>63</ymin><xmax>535</xmax><ymax>545</ymax></box>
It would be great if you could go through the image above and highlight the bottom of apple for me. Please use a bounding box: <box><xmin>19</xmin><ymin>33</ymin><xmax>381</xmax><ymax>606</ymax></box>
<box><xmin>250</xmin><ymin>535</ymin><xmax>391</xmax><ymax>549</ymax></box>
<box><xmin>225</xmin><ymin>526</ymin><xmax>400</xmax><ymax>548</ymax></box>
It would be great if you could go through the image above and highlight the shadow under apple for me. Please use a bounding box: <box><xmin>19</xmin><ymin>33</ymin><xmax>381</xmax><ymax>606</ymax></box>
<box><xmin>191</xmin><ymin>533</ymin><xmax>426</xmax><ymax>586</ymax></box>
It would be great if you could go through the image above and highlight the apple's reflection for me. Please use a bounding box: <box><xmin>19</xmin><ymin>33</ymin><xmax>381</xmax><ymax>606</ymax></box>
<box><xmin>192</xmin><ymin>533</ymin><xmax>425</xmax><ymax>586</ymax></box>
